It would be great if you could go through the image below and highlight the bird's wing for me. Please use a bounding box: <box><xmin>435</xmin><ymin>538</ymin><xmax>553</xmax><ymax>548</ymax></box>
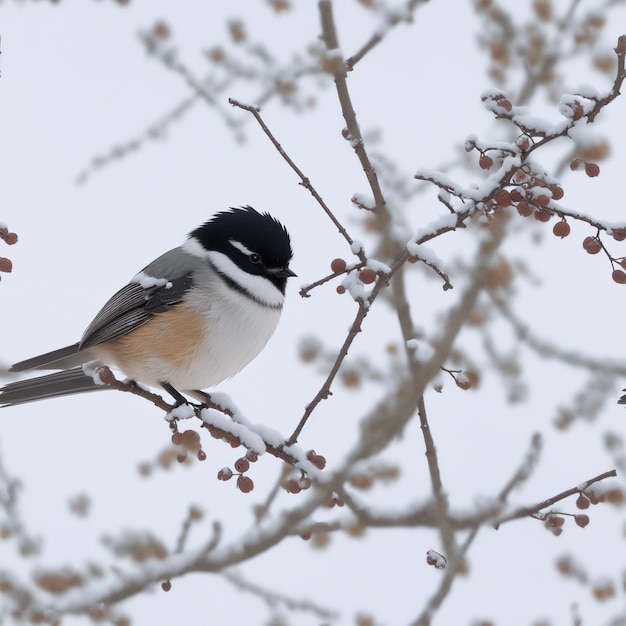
<box><xmin>80</xmin><ymin>247</ymin><xmax>201</xmax><ymax>349</ymax></box>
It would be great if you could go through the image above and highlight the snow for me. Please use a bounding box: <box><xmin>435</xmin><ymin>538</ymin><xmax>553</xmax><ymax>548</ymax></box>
<box><xmin>350</xmin><ymin>240</ymin><xmax>364</xmax><ymax>255</ymax></box>
<box><xmin>165</xmin><ymin>403</ymin><xmax>195</xmax><ymax>421</ymax></box>
<box><xmin>132</xmin><ymin>271</ymin><xmax>171</xmax><ymax>289</ymax></box>
<box><xmin>406</xmin><ymin>242</ymin><xmax>443</xmax><ymax>267</ymax></box>
<box><xmin>200</xmin><ymin>408</ymin><xmax>267</xmax><ymax>454</ymax></box>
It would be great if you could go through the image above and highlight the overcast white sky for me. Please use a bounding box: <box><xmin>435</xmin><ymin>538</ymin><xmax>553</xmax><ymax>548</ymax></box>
<box><xmin>2</xmin><ymin>1</ymin><xmax>626</xmax><ymax>625</ymax></box>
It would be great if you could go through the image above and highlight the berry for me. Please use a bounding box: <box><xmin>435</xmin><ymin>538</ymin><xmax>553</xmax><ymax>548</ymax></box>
<box><xmin>576</xmin><ymin>493</ymin><xmax>590</xmax><ymax>509</ymax></box>
<box><xmin>553</xmin><ymin>221</ymin><xmax>570</xmax><ymax>238</ymax></box>
<box><xmin>585</xmin><ymin>162</ymin><xmax>600</xmax><ymax>177</ymax></box>
<box><xmin>234</xmin><ymin>458</ymin><xmax>250</xmax><ymax>473</ymax></box>
<box><xmin>359</xmin><ymin>268</ymin><xmax>376</xmax><ymax>284</ymax></box>
<box><xmin>237</xmin><ymin>475</ymin><xmax>254</xmax><ymax>493</ymax></box>
<box><xmin>550</xmin><ymin>186</ymin><xmax>564</xmax><ymax>200</ymax></box>
<box><xmin>612</xmin><ymin>269</ymin><xmax>626</xmax><ymax>284</ymax></box>
<box><xmin>575</xmin><ymin>514</ymin><xmax>590</xmax><ymax>528</ymax></box>
<box><xmin>583</xmin><ymin>236</ymin><xmax>602</xmax><ymax>254</ymax></box>
<box><xmin>330</xmin><ymin>258</ymin><xmax>347</xmax><ymax>273</ymax></box>
<box><xmin>336</xmin><ymin>285</ymin><xmax>346</xmax><ymax>295</ymax></box>
<box><xmin>217</xmin><ymin>467</ymin><xmax>233</xmax><ymax>481</ymax></box>
<box><xmin>0</xmin><ymin>258</ymin><xmax>12</xmax><ymax>273</ymax></box>
<box><xmin>612</xmin><ymin>229</ymin><xmax>626</xmax><ymax>241</ymax></box>
<box><xmin>161</xmin><ymin>580</ymin><xmax>172</xmax><ymax>592</ymax></box>
<box><xmin>299</xmin><ymin>476</ymin><xmax>312</xmax><ymax>490</ymax></box>
<box><xmin>479</xmin><ymin>154</ymin><xmax>494</xmax><ymax>169</ymax></box>
<box><xmin>509</xmin><ymin>188</ymin><xmax>524</xmax><ymax>203</ymax></box>
<box><xmin>307</xmin><ymin>450</ymin><xmax>327</xmax><ymax>470</ymax></box>
<box><xmin>517</xmin><ymin>201</ymin><xmax>533</xmax><ymax>217</ymax></box>
<box><xmin>285</xmin><ymin>479</ymin><xmax>301</xmax><ymax>494</ymax></box>
<box><xmin>534</xmin><ymin>208</ymin><xmax>552</xmax><ymax>222</ymax></box>
<box><xmin>493</xmin><ymin>189</ymin><xmax>511</xmax><ymax>207</ymax></box>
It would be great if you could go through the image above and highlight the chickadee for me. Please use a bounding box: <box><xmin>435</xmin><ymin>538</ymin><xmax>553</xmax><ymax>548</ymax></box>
<box><xmin>1</xmin><ymin>206</ymin><xmax>295</xmax><ymax>406</ymax></box>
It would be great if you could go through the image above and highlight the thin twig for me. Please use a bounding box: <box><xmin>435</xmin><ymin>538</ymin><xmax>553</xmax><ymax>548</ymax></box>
<box><xmin>228</xmin><ymin>98</ymin><xmax>363</xmax><ymax>257</ymax></box>
<box><xmin>494</xmin><ymin>469</ymin><xmax>617</xmax><ymax>527</ymax></box>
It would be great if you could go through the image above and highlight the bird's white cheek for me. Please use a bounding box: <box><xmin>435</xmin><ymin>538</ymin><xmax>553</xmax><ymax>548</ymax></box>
<box><xmin>206</xmin><ymin>250</ymin><xmax>285</xmax><ymax>308</ymax></box>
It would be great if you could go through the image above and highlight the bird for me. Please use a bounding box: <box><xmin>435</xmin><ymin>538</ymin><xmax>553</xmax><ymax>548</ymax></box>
<box><xmin>1</xmin><ymin>206</ymin><xmax>295</xmax><ymax>407</ymax></box>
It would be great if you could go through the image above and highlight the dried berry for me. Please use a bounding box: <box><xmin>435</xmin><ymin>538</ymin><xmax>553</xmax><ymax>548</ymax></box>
<box><xmin>534</xmin><ymin>208</ymin><xmax>552</xmax><ymax>222</ymax></box>
<box><xmin>234</xmin><ymin>458</ymin><xmax>250</xmax><ymax>473</ymax></box>
<box><xmin>553</xmin><ymin>221</ymin><xmax>570</xmax><ymax>238</ymax></box>
<box><xmin>217</xmin><ymin>467</ymin><xmax>233</xmax><ymax>481</ymax></box>
<box><xmin>161</xmin><ymin>580</ymin><xmax>172</xmax><ymax>592</ymax></box>
<box><xmin>583</xmin><ymin>236</ymin><xmax>602</xmax><ymax>254</ymax></box>
<box><xmin>493</xmin><ymin>189</ymin><xmax>511</xmax><ymax>207</ymax></box>
<box><xmin>359</xmin><ymin>268</ymin><xmax>376</xmax><ymax>284</ymax></box>
<box><xmin>612</xmin><ymin>229</ymin><xmax>626</xmax><ymax>242</ymax></box>
<box><xmin>517</xmin><ymin>201</ymin><xmax>533</xmax><ymax>217</ymax></box>
<box><xmin>551</xmin><ymin>186</ymin><xmax>565</xmax><ymax>200</ymax></box>
<box><xmin>576</xmin><ymin>493</ymin><xmax>590</xmax><ymax>509</ymax></box>
<box><xmin>612</xmin><ymin>269</ymin><xmax>626</xmax><ymax>284</ymax></box>
<box><xmin>307</xmin><ymin>451</ymin><xmax>327</xmax><ymax>470</ymax></box>
<box><xmin>330</xmin><ymin>258</ymin><xmax>347</xmax><ymax>273</ymax></box>
<box><xmin>285</xmin><ymin>479</ymin><xmax>301</xmax><ymax>494</ymax></box>
<box><xmin>575</xmin><ymin>514</ymin><xmax>590</xmax><ymax>528</ymax></box>
<box><xmin>237</xmin><ymin>475</ymin><xmax>254</xmax><ymax>493</ymax></box>
<box><xmin>479</xmin><ymin>154</ymin><xmax>494</xmax><ymax>169</ymax></box>
<box><xmin>585</xmin><ymin>162</ymin><xmax>600</xmax><ymax>177</ymax></box>
<box><xmin>336</xmin><ymin>285</ymin><xmax>346</xmax><ymax>295</ymax></box>
<box><xmin>299</xmin><ymin>476</ymin><xmax>312</xmax><ymax>490</ymax></box>
<box><xmin>246</xmin><ymin>450</ymin><xmax>259</xmax><ymax>463</ymax></box>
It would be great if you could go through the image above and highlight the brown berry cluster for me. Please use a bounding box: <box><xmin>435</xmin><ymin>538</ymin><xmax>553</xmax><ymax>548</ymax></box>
<box><xmin>326</xmin><ymin>492</ymin><xmax>345</xmax><ymax>508</ymax></box>
<box><xmin>0</xmin><ymin>226</ymin><xmax>18</xmax><ymax>282</ymax></box>
<box><xmin>307</xmin><ymin>449</ymin><xmax>327</xmax><ymax>470</ymax></box>
<box><xmin>542</xmin><ymin>511</ymin><xmax>589</xmax><ymax>536</ymax></box>
<box><xmin>578</xmin><ymin>232</ymin><xmax>626</xmax><ymax>285</ymax></box>
<box><xmin>282</xmin><ymin>472</ymin><xmax>313</xmax><ymax>494</ymax></box>
<box><xmin>331</xmin><ymin>257</ymin><xmax>377</xmax><ymax>295</ymax></box>
<box><xmin>538</xmin><ymin>487</ymin><xmax>613</xmax><ymax>535</ymax></box>
<box><xmin>171</xmin><ymin>429</ymin><xmax>206</xmax><ymax>463</ymax></box>
<box><xmin>202</xmin><ymin>422</ymin><xmax>244</xmax><ymax>449</ymax></box>
<box><xmin>217</xmin><ymin>449</ymin><xmax>260</xmax><ymax>493</ymax></box>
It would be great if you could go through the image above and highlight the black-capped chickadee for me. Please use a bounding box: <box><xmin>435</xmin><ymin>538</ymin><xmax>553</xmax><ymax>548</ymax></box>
<box><xmin>1</xmin><ymin>206</ymin><xmax>295</xmax><ymax>406</ymax></box>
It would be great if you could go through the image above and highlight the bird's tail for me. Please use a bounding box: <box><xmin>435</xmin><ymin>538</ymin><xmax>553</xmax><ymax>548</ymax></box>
<box><xmin>0</xmin><ymin>368</ymin><xmax>109</xmax><ymax>407</ymax></box>
<box><xmin>9</xmin><ymin>343</ymin><xmax>85</xmax><ymax>372</ymax></box>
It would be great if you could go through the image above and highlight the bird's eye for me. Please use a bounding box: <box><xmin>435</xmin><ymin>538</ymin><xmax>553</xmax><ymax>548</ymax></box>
<box><xmin>249</xmin><ymin>253</ymin><xmax>262</xmax><ymax>264</ymax></box>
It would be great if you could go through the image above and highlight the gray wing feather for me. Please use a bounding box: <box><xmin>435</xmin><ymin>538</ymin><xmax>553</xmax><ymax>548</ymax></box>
<box><xmin>0</xmin><ymin>368</ymin><xmax>107</xmax><ymax>406</ymax></box>
<box><xmin>80</xmin><ymin>247</ymin><xmax>200</xmax><ymax>349</ymax></box>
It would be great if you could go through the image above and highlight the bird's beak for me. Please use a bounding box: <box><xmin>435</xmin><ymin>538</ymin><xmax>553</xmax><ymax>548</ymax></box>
<box><xmin>273</xmin><ymin>267</ymin><xmax>297</xmax><ymax>278</ymax></box>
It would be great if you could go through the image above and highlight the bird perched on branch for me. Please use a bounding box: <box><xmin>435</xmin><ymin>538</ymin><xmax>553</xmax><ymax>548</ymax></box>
<box><xmin>1</xmin><ymin>206</ymin><xmax>295</xmax><ymax>407</ymax></box>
